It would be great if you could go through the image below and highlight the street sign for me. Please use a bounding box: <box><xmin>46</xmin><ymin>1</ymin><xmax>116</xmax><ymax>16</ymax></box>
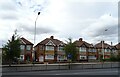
<box><xmin>67</xmin><ymin>53</ymin><xmax>72</xmax><ymax>59</ymax></box>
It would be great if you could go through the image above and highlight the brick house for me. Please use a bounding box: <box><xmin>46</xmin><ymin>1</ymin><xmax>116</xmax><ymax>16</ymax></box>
<box><xmin>74</xmin><ymin>38</ymin><xmax>97</xmax><ymax>61</ymax></box>
<box><xmin>114</xmin><ymin>43</ymin><xmax>120</xmax><ymax>56</ymax></box>
<box><xmin>34</xmin><ymin>36</ymin><xmax>66</xmax><ymax>63</ymax></box>
<box><xmin>95</xmin><ymin>41</ymin><xmax>116</xmax><ymax>60</ymax></box>
<box><xmin>20</xmin><ymin>37</ymin><xmax>33</xmax><ymax>62</ymax></box>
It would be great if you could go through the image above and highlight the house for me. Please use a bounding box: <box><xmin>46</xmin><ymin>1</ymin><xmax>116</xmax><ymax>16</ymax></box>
<box><xmin>114</xmin><ymin>43</ymin><xmax>120</xmax><ymax>56</ymax></box>
<box><xmin>95</xmin><ymin>41</ymin><xmax>116</xmax><ymax>60</ymax></box>
<box><xmin>20</xmin><ymin>37</ymin><xmax>33</xmax><ymax>62</ymax></box>
<box><xmin>74</xmin><ymin>38</ymin><xmax>97</xmax><ymax>61</ymax></box>
<box><xmin>35</xmin><ymin>36</ymin><xmax>66</xmax><ymax>63</ymax></box>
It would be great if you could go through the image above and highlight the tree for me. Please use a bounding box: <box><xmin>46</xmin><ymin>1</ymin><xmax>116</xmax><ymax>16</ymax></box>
<box><xmin>2</xmin><ymin>30</ymin><xmax>21</xmax><ymax>66</ymax></box>
<box><xmin>64</xmin><ymin>38</ymin><xmax>78</xmax><ymax>62</ymax></box>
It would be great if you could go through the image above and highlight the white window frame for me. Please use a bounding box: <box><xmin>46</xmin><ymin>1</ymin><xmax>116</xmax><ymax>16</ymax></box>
<box><xmin>26</xmin><ymin>45</ymin><xmax>31</xmax><ymax>50</ymax></box>
<box><xmin>39</xmin><ymin>56</ymin><xmax>44</xmax><ymax>62</ymax></box>
<box><xmin>20</xmin><ymin>45</ymin><xmax>25</xmax><ymax>50</ymax></box>
<box><xmin>20</xmin><ymin>55</ymin><xmax>24</xmax><ymax>61</ymax></box>
<box><xmin>105</xmin><ymin>49</ymin><xmax>111</xmax><ymax>52</ymax></box>
<box><xmin>45</xmin><ymin>54</ymin><xmax>54</xmax><ymax>60</ymax></box>
<box><xmin>89</xmin><ymin>48</ymin><xmax>96</xmax><ymax>52</ymax></box>
<box><xmin>88</xmin><ymin>56</ymin><xmax>96</xmax><ymax>59</ymax></box>
<box><xmin>79</xmin><ymin>47</ymin><xmax>86</xmax><ymax>52</ymax></box>
<box><xmin>80</xmin><ymin>55</ymin><xmax>87</xmax><ymax>59</ymax></box>
<box><xmin>57</xmin><ymin>55</ymin><xmax>65</xmax><ymax>61</ymax></box>
<box><xmin>46</xmin><ymin>46</ymin><xmax>54</xmax><ymax>51</ymax></box>
<box><xmin>58</xmin><ymin>46</ymin><xmax>64</xmax><ymax>51</ymax></box>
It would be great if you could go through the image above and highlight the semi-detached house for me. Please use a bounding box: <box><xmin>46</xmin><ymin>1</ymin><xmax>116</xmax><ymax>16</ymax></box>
<box><xmin>34</xmin><ymin>36</ymin><xmax>66</xmax><ymax>63</ymax></box>
<box><xmin>114</xmin><ymin>43</ymin><xmax>120</xmax><ymax>56</ymax></box>
<box><xmin>20</xmin><ymin>37</ymin><xmax>33</xmax><ymax>62</ymax></box>
<box><xmin>74</xmin><ymin>38</ymin><xmax>97</xmax><ymax>62</ymax></box>
<box><xmin>95</xmin><ymin>41</ymin><xmax>117</xmax><ymax>60</ymax></box>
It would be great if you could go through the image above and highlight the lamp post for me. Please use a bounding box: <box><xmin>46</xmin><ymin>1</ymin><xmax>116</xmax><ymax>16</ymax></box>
<box><xmin>102</xmin><ymin>29</ymin><xmax>108</xmax><ymax>60</ymax></box>
<box><xmin>34</xmin><ymin>12</ymin><xmax>40</xmax><ymax>62</ymax></box>
<box><xmin>34</xmin><ymin>12</ymin><xmax>40</xmax><ymax>45</ymax></box>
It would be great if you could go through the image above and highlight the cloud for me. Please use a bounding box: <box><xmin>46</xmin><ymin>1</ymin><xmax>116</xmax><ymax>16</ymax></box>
<box><xmin>0</xmin><ymin>0</ymin><xmax>17</xmax><ymax>11</ymax></box>
<box><xmin>0</xmin><ymin>0</ymin><xmax>118</xmax><ymax>47</ymax></box>
<box><xmin>17</xmin><ymin>23</ymin><xmax>56</xmax><ymax>35</ymax></box>
<box><xmin>0</xmin><ymin>0</ymin><xmax>19</xmax><ymax>20</ymax></box>
<box><xmin>89</xmin><ymin>14</ymin><xmax>117</xmax><ymax>37</ymax></box>
<box><xmin>16</xmin><ymin>0</ymin><xmax>49</xmax><ymax>13</ymax></box>
<box><xmin>81</xmin><ymin>14</ymin><xmax>118</xmax><ymax>44</ymax></box>
<box><xmin>1</xmin><ymin>13</ymin><xmax>18</xmax><ymax>20</ymax></box>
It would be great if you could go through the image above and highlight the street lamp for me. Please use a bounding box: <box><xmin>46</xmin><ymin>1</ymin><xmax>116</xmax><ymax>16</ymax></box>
<box><xmin>102</xmin><ymin>14</ymin><xmax>111</xmax><ymax>60</ymax></box>
<box><xmin>102</xmin><ymin>29</ymin><xmax>108</xmax><ymax>59</ymax></box>
<box><xmin>33</xmin><ymin>12</ymin><xmax>40</xmax><ymax>62</ymax></box>
<box><xmin>34</xmin><ymin>12</ymin><xmax>40</xmax><ymax>45</ymax></box>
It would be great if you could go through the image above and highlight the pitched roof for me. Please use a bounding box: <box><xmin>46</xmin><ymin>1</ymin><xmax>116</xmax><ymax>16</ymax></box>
<box><xmin>20</xmin><ymin>37</ymin><xmax>33</xmax><ymax>45</ymax></box>
<box><xmin>36</xmin><ymin>36</ymin><xmax>65</xmax><ymax>46</ymax></box>
<box><xmin>114</xmin><ymin>43</ymin><xmax>120</xmax><ymax>49</ymax></box>
<box><xmin>74</xmin><ymin>38</ymin><xmax>93</xmax><ymax>48</ymax></box>
<box><xmin>95</xmin><ymin>41</ymin><xmax>114</xmax><ymax>49</ymax></box>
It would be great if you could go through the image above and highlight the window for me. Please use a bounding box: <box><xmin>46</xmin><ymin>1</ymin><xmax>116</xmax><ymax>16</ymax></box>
<box><xmin>39</xmin><ymin>46</ymin><xmax>43</xmax><ymax>50</ymax></box>
<box><xmin>20</xmin><ymin>45</ymin><xmax>25</xmax><ymax>50</ymax></box>
<box><xmin>88</xmin><ymin>48</ymin><xmax>92</xmax><ymax>52</ymax></box>
<box><xmin>58</xmin><ymin>46</ymin><xmax>64</xmax><ymax>51</ymax></box>
<box><xmin>45</xmin><ymin>54</ymin><xmax>54</xmax><ymax>60</ymax></box>
<box><xmin>80</xmin><ymin>55</ymin><xmax>87</xmax><ymax>59</ymax></box>
<box><xmin>79</xmin><ymin>47</ymin><xmax>86</xmax><ymax>52</ymax></box>
<box><xmin>93</xmin><ymin>49</ymin><xmax>96</xmax><ymax>52</ymax></box>
<box><xmin>112</xmin><ymin>49</ymin><xmax>116</xmax><ymax>53</ymax></box>
<box><xmin>39</xmin><ymin>56</ymin><xmax>44</xmax><ymax>62</ymax></box>
<box><xmin>26</xmin><ymin>45</ymin><xmax>31</xmax><ymax>50</ymax></box>
<box><xmin>57</xmin><ymin>55</ymin><xmax>65</xmax><ymax>61</ymax></box>
<box><xmin>89</xmin><ymin>48</ymin><xmax>96</xmax><ymax>52</ymax></box>
<box><xmin>105</xmin><ymin>49</ymin><xmax>111</xmax><ymax>52</ymax></box>
<box><xmin>88</xmin><ymin>56</ymin><xmax>96</xmax><ymax>59</ymax></box>
<box><xmin>46</xmin><ymin>46</ymin><xmax>54</xmax><ymax>51</ymax></box>
<box><xmin>20</xmin><ymin>55</ymin><xmax>24</xmax><ymax>61</ymax></box>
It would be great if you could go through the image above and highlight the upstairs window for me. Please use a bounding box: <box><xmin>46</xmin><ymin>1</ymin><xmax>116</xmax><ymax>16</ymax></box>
<box><xmin>89</xmin><ymin>48</ymin><xmax>96</xmax><ymax>52</ymax></box>
<box><xmin>105</xmin><ymin>49</ymin><xmax>111</xmax><ymax>52</ymax></box>
<box><xmin>58</xmin><ymin>46</ymin><xmax>64</xmax><ymax>51</ymax></box>
<box><xmin>39</xmin><ymin>46</ymin><xmax>43</xmax><ymax>50</ymax></box>
<box><xmin>26</xmin><ymin>45</ymin><xmax>31</xmax><ymax>50</ymax></box>
<box><xmin>46</xmin><ymin>46</ymin><xmax>54</xmax><ymax>51</ymax></box>
<box><xmin>79</xmin><ymin>47</ymin><xmax>86</xmax><ymax>52</ymax></box>
<box><xmin>20</xmin><ymin>45</ymin><xmax>25</xmax><ymax>50</ymax></box>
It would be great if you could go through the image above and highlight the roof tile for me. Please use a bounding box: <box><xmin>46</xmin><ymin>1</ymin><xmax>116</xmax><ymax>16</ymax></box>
<box><xmin>20</xmin><ymin>37</ymin><xmax>33</xmax><ymax>45</ymax></box>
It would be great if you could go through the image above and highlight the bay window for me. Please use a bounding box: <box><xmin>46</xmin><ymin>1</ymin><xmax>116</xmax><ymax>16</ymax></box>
<box><xmin>46</xmin><ymin>46</ymin><xmax>54</xmax><ymax>51</ymax></box>
<box><xmin>79</xmin><ymin>47</ymin><xmax>86</xmax><ymax>52</ymax></box>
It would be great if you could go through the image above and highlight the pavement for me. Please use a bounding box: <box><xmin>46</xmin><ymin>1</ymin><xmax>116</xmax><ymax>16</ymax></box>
<box><xmin>2</xmin><ymin>68</ymin><xmax>119</xmax><ymax>75</ymax></box>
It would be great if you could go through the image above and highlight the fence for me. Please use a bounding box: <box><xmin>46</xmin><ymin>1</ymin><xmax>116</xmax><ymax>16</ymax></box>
<box><xmin>2</xmin><ymin>62</ymin><xmax>120</xmax><ymax>72</ymax></box>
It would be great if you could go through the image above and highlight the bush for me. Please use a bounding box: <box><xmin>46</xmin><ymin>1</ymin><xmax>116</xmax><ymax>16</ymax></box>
<box><xmin>110</xmin><ymin>55</ymin><xmax>119</xmax><ymax>61</ymax></box>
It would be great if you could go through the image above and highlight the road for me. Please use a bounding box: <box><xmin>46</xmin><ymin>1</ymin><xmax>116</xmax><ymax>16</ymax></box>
<box><xmin>2</xmin><ymin>68</ymin><xmax>119</xmax><ymax>75</ymax></box>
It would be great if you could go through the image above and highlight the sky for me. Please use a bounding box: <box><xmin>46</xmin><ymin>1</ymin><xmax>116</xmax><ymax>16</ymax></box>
<box><xmin>0</xmin><ymin>0</ymin><xmax>119</xmax><ymax>47</ymax></box>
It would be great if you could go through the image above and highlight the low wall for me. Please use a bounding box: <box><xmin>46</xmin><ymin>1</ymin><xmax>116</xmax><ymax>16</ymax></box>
<box><xmin>2</xmin><ymin>62</ymin><xmax>119</xmax><ymax>72</ymax></box>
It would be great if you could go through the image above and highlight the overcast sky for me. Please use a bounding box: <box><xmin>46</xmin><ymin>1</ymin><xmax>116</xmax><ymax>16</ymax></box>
<box><xmin>0</xmin><ymin>0</ymin><xmax>119</xmax><ymax>47</ymax></box>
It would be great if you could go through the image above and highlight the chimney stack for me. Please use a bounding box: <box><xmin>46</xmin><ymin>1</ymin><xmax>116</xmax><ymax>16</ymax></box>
<box><xmin>79</xmin><ymin>38</ymin><xmax>83</xmax><ymax>41</ymax></box>
<box><xmin>50</xmin><ymin>36</ymin><xmax>54</xmax><ymax>39</ymax></box>
<box><xmin>101</xmin><ymin>41</ymin><xmax>104</xmax><ymax>44</ymax></box>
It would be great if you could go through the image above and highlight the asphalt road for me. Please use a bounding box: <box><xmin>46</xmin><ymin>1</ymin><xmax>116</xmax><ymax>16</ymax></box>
<box><xmin>2</xmin><ymin>68</ymin><xmax>119</xmax><ymax>75</ymax></box>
